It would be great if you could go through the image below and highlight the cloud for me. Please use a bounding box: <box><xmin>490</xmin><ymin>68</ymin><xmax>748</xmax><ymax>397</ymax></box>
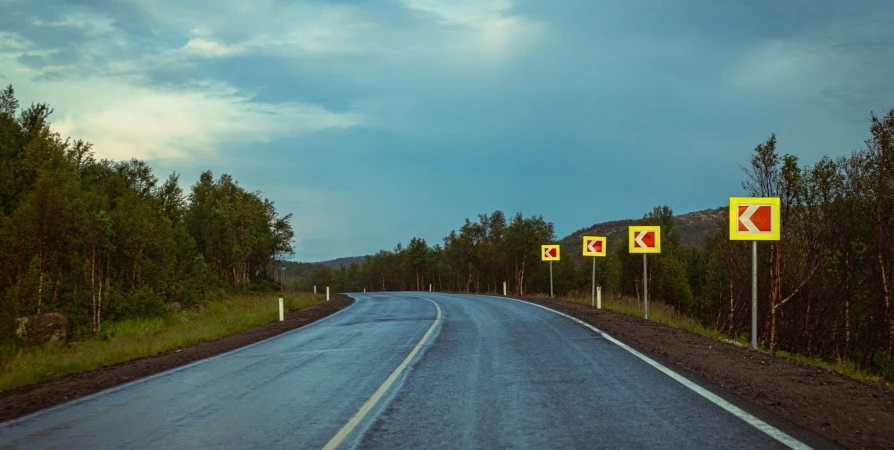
<box><xmin>179</xmin><ymin>38</ymin><xmax>245</xmax><ymax>58</ymax></box>
<box><xmin>0</xmin><ymin>3</ymin><xmax>366</xmax><ymax>162</ymax></box>
<box><xmin>2</xmin><ymin>52</ymin><xmax>363</xmax><ymax>161</ymax></box>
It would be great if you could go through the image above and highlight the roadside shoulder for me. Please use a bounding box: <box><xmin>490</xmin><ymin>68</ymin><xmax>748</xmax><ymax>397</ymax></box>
<box><xmin>494</xmin><ymin>294</ymin><xmax>894</xmax><ymax>449</ymax></box>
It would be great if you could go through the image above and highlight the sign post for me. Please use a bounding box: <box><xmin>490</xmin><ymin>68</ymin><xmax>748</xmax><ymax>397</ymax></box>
<box><xmin>541</xmin><ymin>245</ymin><xmax>560</xmax><ymax>298</ymax></box>
<box><xmin>729</xmin><ymin>197</ymin><xmax>781</xmax><ymax>349</ymax></box>
<box><xmin>629</xmin><ymin>226</ymin><xmax>661</xmax><ymax>319</ymax></box>
<box><xmin>583</xmin><ymin>236</ymin><xmax>607</xmax><ymax>308</ymax></box>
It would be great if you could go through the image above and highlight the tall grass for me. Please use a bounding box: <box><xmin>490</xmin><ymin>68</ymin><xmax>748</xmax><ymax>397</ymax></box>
<box><xmin>0</xmin><ymin>292</ymin><xmax>323</xmax><ymax>392</ymax></box>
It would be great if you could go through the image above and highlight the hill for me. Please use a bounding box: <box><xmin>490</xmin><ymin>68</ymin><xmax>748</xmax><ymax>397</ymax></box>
<box><xmin>313</xmin><ymin>255</ymin><xmax>369</xmax><ymax>269</ymax></box>
<box><xmin>560</xmin><ymin>207</ymin><xmax>724</xmax><ymax>255</ymax></box>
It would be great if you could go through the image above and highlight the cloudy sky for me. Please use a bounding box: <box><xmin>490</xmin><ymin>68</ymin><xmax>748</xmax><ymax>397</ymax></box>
<box><xmin>2</xmin><ymin>0</ymin><xmax>892</xmax><ymax>261</ymax></box>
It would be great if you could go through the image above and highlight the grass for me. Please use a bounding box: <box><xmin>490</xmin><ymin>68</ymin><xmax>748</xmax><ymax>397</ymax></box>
<box><xmin>0</xmin><ymin>292</ymin><xmax>323</xmax><ymax>392</ymax></box>
<box><xmin>534</xmin><ymin>291</ymin><xmax>892</xmax><ymax>389</ymax></box>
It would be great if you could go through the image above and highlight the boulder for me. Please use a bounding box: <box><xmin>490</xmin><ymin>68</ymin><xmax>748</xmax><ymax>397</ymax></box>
<box><xmin>14</xmin><ymin>313</ymin><xmax>72</xmax><ymax>344</ymax></box>
<box><xmin>166</xmin><ymin>301</ymin><xmax>183</xmax><ymax>312</ymax></box>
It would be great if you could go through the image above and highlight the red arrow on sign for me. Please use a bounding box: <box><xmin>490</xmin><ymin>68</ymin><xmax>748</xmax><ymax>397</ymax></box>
<box><xmin>544</xmin><ymin>247</ymin><xmax>557</xmax><ymax>258</ymax></box>
<box><xmin>586</xmin><ymin>239</ymin><xmax>603</xmax><ymax>253</ymax></box>
<box><xmin>738</xmin><ymin>205</ymin><xmax>772</xmax><ymax>232</ymax></box>
<box><xmin>633</xmin><ymin>231</ymin><xmax>655</xmax><ymax>248</ymax></box>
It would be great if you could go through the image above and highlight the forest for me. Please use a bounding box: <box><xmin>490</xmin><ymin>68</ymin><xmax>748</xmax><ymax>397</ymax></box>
<box><xmin>3</xmin><ymin>82</ymin><xmax>893</xmax><ymax>381</ymax></box>
<box><xmin>300</xmin><ymin>108</ymin><xmax>894</xmax><ymax>380</ymax></box>
<box><xmin>0</xmin><ymin>85</ymin><xmax>295</xmax><ymax>343</ymax></box>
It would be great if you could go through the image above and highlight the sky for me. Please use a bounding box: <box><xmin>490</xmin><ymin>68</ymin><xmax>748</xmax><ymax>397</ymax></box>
<box><xmin>1</xmin><ymin>0</ymin><xmax>892</xmax><ymax>262</ymax></box>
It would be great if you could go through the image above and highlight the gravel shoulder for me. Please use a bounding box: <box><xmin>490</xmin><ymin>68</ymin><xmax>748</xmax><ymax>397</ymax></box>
<box><xmin>506</xmin><ymin>295</ymin><xmax>894</xmax><ymax>450</ymax></box>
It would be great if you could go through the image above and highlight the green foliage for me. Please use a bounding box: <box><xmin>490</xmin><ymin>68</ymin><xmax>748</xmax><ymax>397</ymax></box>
<box><xmin>0</xmin><ymin>85</ymin><xmax>294</xmax><ymax>346</ymax></box>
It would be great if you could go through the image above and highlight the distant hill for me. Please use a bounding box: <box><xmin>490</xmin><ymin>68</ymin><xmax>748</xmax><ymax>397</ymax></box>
<box><xmin>301</xmin><ymin>207</ymin><xmax>724</xmax><ymax>271</ymax></box>
<box><xmin>560</xmin><ymin>207</ymin><xmax>724</xmax><ymax>254</ymax></box>
<box><xmin>313</xmin><ymin>255</ymin><xmax>369</xmax><ymax>269</ymax></box>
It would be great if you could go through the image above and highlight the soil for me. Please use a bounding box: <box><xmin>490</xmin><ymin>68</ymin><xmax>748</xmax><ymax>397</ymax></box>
<box><xmin>0</xmin><ymin>294</ymin><xmax>354</xmax><ymax>423</ymax></box>
<box><xmin>512</xmin><ymin>295</ymin><xmax>894</xmax><ymax>450</ymax></box>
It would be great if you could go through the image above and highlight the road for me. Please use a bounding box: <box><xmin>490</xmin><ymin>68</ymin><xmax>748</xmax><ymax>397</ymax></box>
<box><xmin>0</xmin><ymin>292</ymin><xmax>827</xmax><ymax>449</ymax></box>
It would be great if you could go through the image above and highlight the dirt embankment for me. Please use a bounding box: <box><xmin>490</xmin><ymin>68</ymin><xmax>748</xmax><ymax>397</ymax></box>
<box><xmin>0</xmin><ymin>294</ymin><xmax>355</xmax><ymax>423</ymax></box>
<box><xmin>511</xmin><ymin>295</ymin><xmax>894</xmax><ymax>450</ymax></box>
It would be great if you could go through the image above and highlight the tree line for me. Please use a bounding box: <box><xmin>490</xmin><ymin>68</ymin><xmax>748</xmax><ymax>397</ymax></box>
<box><xmin>0</xmin><ymin>85</ymin><xmax>294</xmax><ymax>341</ymax></box>
<box><xmin>302</xmin><ymin>109</ymin><xmax>894</xmax><ymax>380</ymax></box>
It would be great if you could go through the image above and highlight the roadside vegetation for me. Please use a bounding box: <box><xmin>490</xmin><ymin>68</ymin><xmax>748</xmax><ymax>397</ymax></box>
<box><xmin>303</xmin><ymin>108</ymin><xmax>894</xmax><ymax>387</ymax></box>
<box><xmin>0</xmin><ymin>85</ymin><xmax>296</xmax><ymax>386</ymax></box>
<box><xmin>0</xmin><ymin>291</ymin><xmax>321</xmax><ymax>392</ymax></box>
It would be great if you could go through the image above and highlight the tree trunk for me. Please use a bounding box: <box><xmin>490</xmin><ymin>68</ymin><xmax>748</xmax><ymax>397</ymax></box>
<box><xmin>97</xmin><ymin>259</ymin><xmax>104</xmax><ymax>337</ymax></box>
<box><xmin>91</xmin><ymin>245</ymin><xmax>97</xmax><ymax>335</ymax></box>
<box><xmin>769</xmin><ymin>241</ymin><xmax>782</xmax><ymax>351</ymax></box>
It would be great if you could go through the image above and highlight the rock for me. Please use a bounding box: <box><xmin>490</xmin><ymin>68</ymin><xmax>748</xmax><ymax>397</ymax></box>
<box><xmin>192</xmin><ymin>304</ymin><xmax>205</xmax><ymax>314</ymax></box>
<box><xmin>14</xmin><ymin>317</ymin><xmax>29</xmax><ymax>340</ymax></box>
<box><xmin>65</xmin><ymin>341</ymin><xmax>79</xmax><ymax>350</ymax></box>
<box><xmin>166</xmin><ymin>301</ymin><xmax>183</xmax><ymax>312</ymax></box>
<box><xmin>13</xmin><ymin>313</ymin><xmax>71</xmax><ymax>344</ymax></box>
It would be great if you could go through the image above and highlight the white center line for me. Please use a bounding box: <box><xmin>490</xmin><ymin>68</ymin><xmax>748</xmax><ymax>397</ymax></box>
<box><xmin>321</xmin><ymin>296</ymin><xmax>442</xmax><ymax>450</ymax></box>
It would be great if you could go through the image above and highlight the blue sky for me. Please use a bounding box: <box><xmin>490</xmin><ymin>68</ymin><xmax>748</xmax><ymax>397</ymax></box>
<box><xmin>2</xmin><ymin>0</ymin><xmax>892</xmax><ymax>261</ymax></box>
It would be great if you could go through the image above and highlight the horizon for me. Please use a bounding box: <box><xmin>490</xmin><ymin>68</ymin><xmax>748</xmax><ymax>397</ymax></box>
<box><xmin>3</xmin><ymin>0</ymin><xmax>891</xmax><ymax>261</ymax></box>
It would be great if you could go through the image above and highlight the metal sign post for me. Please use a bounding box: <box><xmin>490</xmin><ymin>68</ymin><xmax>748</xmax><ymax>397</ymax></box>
<box><xmin>752</xmin><ymin>241</ymin><xmax>758</xmax><ymax>348</ymax></box>
<box><xmin>583</xmin><ymin>236</ymin><xmax>607</xmax><ymax>307</ymax></box>
<box><xmin>643</xmin><ymin>254</ymin><xmax>648</xmax><ymax>320</ymax></box>
<box><xmin>549</xmin><ymin>261</ymin><xmax>554</xmax><ymax>299</ymax></box>
<box><xmin>730</xmin><ymin>197</ymin><xmax>781</xmax><ymax>349</ymax></box>
<box><xmin>541</xmin><ymin>244</ymin><xmax>560</xmax><ymax>298</ymax></box>
<box><xmin>628</xmin><ymin>226</ymin><xmax>660</xmax><ymax>320</ymax></box>
<box><xmin>591</xmin><ymin>257</ymin><xmax>596</xmax><ymax>307</ymax></box>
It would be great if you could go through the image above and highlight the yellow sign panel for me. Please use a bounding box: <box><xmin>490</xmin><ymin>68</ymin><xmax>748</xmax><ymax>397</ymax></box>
<box><xmin>541</xmin><ymin>244</ymin><xmax>560</xmax><ymax>261</ymax></box>
<box><xmin>628</xmin><ymin>226</ymin><xmax>661</xmax><ymax>253</ymax></box>
<box><xmin>582</xmin><ymin>236</ymin><xmax>607</xmax><ymax>257</ymax></box>
<box><xmin>729</xmin><ymin>197</ymin><xmax>781</xmax><ymax>241</ymax></box>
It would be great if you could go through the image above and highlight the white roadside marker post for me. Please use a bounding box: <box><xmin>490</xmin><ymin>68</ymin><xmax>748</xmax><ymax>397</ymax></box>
<box><xmin>326</xmin><ymin>286</ymin><xmax>330</xmax><ymax>301</ymax></box>
<box><xmin>279</xmin><ymin>296</ymin><xmax>284</xmax><ymax>321</ymax></box>
<box><xmin>597</xmin><ymin>286</ymin><xmax>602</xmax><ymax>309</ymax></box>
<box><xmin>503</xmin><ymin>281</ymin><xmax>507</xmax><ymax>296</ymax></box>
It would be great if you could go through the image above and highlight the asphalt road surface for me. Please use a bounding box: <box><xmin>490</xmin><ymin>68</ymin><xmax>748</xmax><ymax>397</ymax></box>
<box><xmin>0</xmin><ymin>293</ymin><xmax>828</xmax><ymax>449</ymax></box>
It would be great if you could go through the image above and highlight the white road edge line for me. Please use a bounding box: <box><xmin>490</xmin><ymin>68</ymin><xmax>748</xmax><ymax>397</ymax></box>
<box><xmin>321</xmin><ymin>296</ymin><xmax>442</xmax><ymax>450</ymax></box>
<box><xmin>0</xmin><ymin>296</ymin><xmax>360</xmax><ymax>428</ymax></box>
<box><xmin>482</xmin><ymin>295</ymin><xmax>811</xmax><ymax>450</ymax></box>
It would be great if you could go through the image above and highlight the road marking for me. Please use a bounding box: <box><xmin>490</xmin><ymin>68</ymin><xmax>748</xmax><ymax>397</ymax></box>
<box><xmin>0</xmin><ymin>297</ymin><xmax>360</xmax><ymax>428</ymax></box>
<box><xmin>321</xmin><ymin>296</ymin><xmax>442</xmax><ymax>450</ymax></box>
<box><xmin>483</xmin><ymin>295</ymin><xmax>811</xmax><ymax>450</ymax></box>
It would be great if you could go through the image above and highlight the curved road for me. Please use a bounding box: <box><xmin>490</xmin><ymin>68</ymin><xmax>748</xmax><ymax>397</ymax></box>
<box><xmin>0</xmin><ymin>293</ymin><xmax>829</xmax><ymax>449</ymax></box>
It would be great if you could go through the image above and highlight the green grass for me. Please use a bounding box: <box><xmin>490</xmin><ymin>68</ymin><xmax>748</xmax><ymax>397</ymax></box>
<box><xmin>0</xmin><ymin>292</ymin><xmax>324</xmax><ymax>392</ymax></box>
<box><xmin>538</xmin><ymin>291</ymin><xmax>892</xmax><ymax>390</ymax></box>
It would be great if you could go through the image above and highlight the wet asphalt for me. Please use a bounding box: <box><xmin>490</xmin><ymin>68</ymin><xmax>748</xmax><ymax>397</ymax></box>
<box><xmin>0</xmin><ymin>293</ymin><xmax>817</xmax><ymax>449</ymax></box>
